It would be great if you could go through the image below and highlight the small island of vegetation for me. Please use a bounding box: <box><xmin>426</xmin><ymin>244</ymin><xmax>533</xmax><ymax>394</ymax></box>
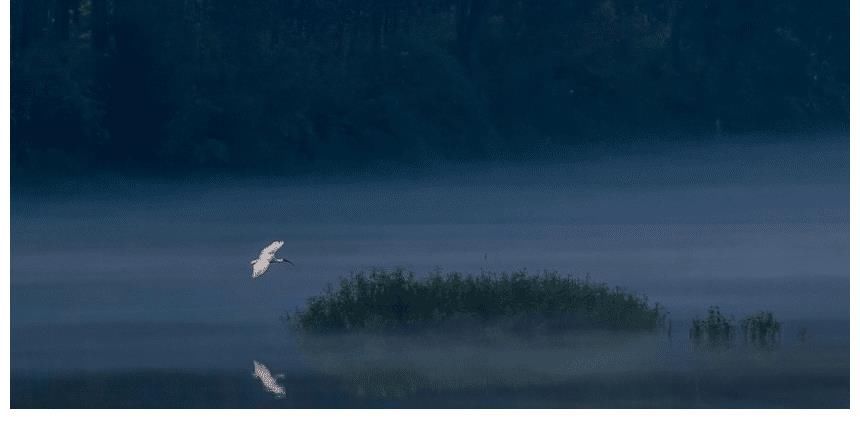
<box><xmin>286</xmin><ymin>269</ymin><xmax>666</xmax><ymax>334</ymax></box>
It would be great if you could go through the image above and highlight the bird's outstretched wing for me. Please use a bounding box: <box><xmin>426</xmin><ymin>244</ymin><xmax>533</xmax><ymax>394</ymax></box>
<box><xmin>253</xmin><ymin>360</ymin><xmax>267</xmax><ymax>377</ymax></box>
<box><xmin>258</xmin><ymin>240</ymin><xmax>285</xmax><ymax>260</ymax></box>
<box><xmin>252</xmin><ymin>241</ymin><xmax>285</xmax><ymax>278</ymax></box>
<box><xmin>252</xmin><ymin>259</ymin><xmax>271</xmax><ymax>278</ymax></box>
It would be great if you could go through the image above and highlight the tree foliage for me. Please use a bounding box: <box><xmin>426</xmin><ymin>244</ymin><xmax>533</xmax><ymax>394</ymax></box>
<box><xmin>11</xmin><ymin>0</ymin><xmax>848</xmax><ymax>176</ymax></box>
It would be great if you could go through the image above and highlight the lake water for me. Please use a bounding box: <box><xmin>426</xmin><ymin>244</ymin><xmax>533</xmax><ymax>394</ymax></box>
<box><xmin>10</xmin><ymin>133</ymin><xmax>849</xmax><ymax>407</ymax></box>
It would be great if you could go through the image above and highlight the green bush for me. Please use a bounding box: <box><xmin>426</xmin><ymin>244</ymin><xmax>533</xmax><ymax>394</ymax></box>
<box><xmin>286</xmin><ymin>269</ymin><xmax>666</xmax><ymax>334</ymax></box>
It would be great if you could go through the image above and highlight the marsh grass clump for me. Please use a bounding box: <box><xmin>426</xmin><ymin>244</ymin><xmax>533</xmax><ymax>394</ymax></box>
<box><xmin>740</xmin><ymin>311</ymin><xmax>781</xmax><ymax>350</ymax></box>
<box><xmin>691</xmin><ymin>308</ymin><xmax>782</xmax><ymax>351</ymax></box>
<box><xmin>690</xmin><ymin>306</ymin><xmax>736</xmax><ymax>349</ymax></box>
<box><xmin>287</xmin><ymin>269</ymin><xmax>665</xmax><ymax>334</ymax></box>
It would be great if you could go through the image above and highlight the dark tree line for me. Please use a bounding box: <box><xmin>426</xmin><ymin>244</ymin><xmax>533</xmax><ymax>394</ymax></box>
<box><xmin>11</xmin><ymin>0</ymin><xmax>848</xmax><ymax>175</ymax></box>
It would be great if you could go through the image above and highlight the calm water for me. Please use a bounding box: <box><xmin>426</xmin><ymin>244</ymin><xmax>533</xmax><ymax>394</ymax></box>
<box><xmin>10</xmin><ymin>134</ymin><xmax>849</xmax><ymax>407</ymax></box>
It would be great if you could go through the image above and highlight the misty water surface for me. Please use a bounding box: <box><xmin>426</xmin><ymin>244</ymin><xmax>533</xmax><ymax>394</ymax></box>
<box><xmin>11</xmin><ymin>134</ymin><xmax>849</xmax><ymax>375</ymax></box>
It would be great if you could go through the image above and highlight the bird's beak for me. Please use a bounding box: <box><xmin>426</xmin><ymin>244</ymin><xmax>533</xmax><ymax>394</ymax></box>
<box><xmin>285</xmin><ymin>259</ymin><xmax>295</xmax><ymax>266</ymax></box>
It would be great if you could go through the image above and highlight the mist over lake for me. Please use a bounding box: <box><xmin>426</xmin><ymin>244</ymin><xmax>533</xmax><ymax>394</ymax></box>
<box><xmin>11</xmin><ymin>134</ymin><xmax>848</xmax><ymax>404</ymax></box>
<box><xmin>8</xmin><ymin>0</ymin><xmax>851</xmax><ymax>410</ymax></box>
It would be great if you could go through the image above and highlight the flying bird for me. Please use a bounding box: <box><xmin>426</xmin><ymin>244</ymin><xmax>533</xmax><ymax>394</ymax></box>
<box><xmin>252</xmin><ymin>360</ymin><xmax>286</xmax><ymax>398</ymax></box>
<box><xmin>251</xmin><ymin>240</ymin><xmax>294</xmax><ymax>278</ymax></box>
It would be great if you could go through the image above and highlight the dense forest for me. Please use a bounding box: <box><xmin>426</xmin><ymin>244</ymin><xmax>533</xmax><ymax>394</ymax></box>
<box><xmin>10</xmin><ymin>0</ymin><xmax>849</xmax><ymax>176</ymax></box>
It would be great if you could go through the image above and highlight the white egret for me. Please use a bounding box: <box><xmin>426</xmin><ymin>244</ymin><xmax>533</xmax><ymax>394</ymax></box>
<box><xmin>252</xmin><ymin>360</ymin><xmax>286</xmax><ymax>398</ymax></box>
<box><xmin>250</xmin><ymin>240</ymin><xmax>294</xmax><ymax>278</ymax></box>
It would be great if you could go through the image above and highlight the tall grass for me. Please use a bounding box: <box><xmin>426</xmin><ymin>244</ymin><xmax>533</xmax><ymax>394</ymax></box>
<box><xmin>740</xmin><ymin>312</ymin><xmax>781</xmax><ymax>349</ymax></box>
<box><xmin>286</xmin><ymin>269</ymin><xmax>666</xmax><ymax>334</ymax></box>
<box><xmin>690</xmin><ymin>307</ymin><xmax>736</xmax><ymax>349</ymax></box>
<box><xmin>690</xmin><ymin>307</ymin><xmax>781</xmax><ymax>350</ymax></box>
